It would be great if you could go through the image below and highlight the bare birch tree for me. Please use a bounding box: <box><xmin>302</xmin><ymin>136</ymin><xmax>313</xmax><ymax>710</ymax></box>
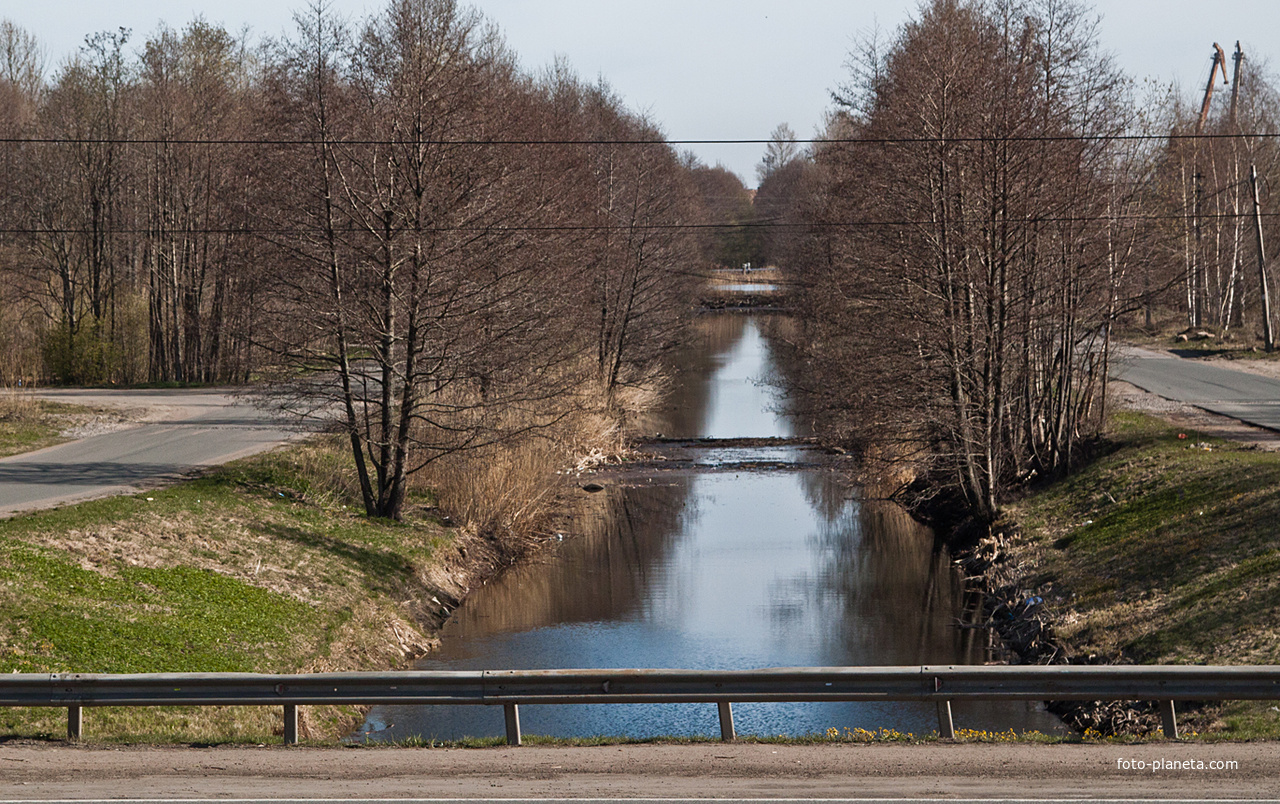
<box><xmin>795</xmin><ymin>0</ymin><xmax>1133</xmax><ymax>523</ymax></box>
<box><xmin>259</xmin><ymin>0</ymin><xmax>590</xmax><ymax>520</ymax></box>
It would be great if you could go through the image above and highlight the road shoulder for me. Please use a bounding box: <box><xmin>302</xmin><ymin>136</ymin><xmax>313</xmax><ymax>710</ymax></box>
<box><xmin>1110</xmin><ymin>379</ymin><xmax>1280</xmax><ymax>450</ymax></box>
<box><xmin>0</xmin><ymin>742</ymin><xmax>1272</xmax><ymax>799</ymax></box>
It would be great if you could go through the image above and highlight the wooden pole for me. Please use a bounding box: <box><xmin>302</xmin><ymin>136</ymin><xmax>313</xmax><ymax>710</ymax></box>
<box><xmin>1251</xmin><ymin>164</ymin><xmax>1274</xmax><ymax>352</ymax></box>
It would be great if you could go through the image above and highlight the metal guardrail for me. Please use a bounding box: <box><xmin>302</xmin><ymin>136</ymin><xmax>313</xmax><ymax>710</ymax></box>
<box><xmin>3</xmin><ymin>665</ymin><xmax>1278</xmax><ymax>745</ymax></box>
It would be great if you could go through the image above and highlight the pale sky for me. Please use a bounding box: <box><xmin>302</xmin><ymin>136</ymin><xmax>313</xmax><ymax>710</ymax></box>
<box><xmin>6</xmin><ymin>0</ymin><xmax>1280</xmax><ymax>184</ymax></box>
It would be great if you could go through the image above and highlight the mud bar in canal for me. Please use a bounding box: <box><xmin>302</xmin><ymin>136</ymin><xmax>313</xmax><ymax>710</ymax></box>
<box><xmin>600</xmin><ymin>436</ymin><xmax>836</xmax><ymax>475</ymax></box>
<box><xmin>640</xmin><ymin>436</ymin><xmax>822</xmax><ymax>448</ymax></box>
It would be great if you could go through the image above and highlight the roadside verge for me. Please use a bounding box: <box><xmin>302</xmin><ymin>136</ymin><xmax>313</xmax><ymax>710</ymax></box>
<box><xmin>983</xmin><ymin>406</ymin><xmax>1280</xmax><ymax>738</ymax></box>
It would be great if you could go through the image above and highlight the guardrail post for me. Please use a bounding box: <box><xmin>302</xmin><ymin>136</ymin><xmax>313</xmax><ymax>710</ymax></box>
<box><xmin>67</xmin><ymin>706</ymin><xmax>82</xmax><ymax>742</ymax></box>
<box><xmin>1159</xmin><ymin>700</ymin><xmax>1178</xmax><ymax>739</ymax></box>
<box><xmin>936</xmin><ymin>700</ymin><xmax>955</xmax><ymax>740</ymax></box>
<box><xmin>717</xmin><ymin>702</ymin><xmax>736</xmax><ymax>741</ymax></box>
<box><xmin>283</xmin><ymin>704</ymin><xmax>298</xmax><ymax>745</ymax></box>
<box><xmin>504</xmin><ymin>703</ymin><xmax>522</xmax><ymax>746</ymax></box>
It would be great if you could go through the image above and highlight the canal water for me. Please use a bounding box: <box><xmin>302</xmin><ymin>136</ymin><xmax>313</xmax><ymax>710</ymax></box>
<box><xmin>359</xmin><ymin>310</ymin><xmax>1063</xmax><ymax>741</ymax></box>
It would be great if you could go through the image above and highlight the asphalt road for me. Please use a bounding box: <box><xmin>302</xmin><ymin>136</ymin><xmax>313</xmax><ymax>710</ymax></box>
<box><xmin>1114</xmin><ymin>346</ymin><xmax>1280</xmax><ymax>432</ymax></box>
<box><xmin>0</xmin><ymin>389</ymin><xmax>304</xmax><ymax>517</ymax></box>
<box><xmin>0</xmin><ymin>742</ymin><xmax>1275</xmax><ymax>800</ymax></box>
<box><xmin>0</xmin><ymin>801</ymin><xmax>1270</xmax><ymax>804</ymax></box>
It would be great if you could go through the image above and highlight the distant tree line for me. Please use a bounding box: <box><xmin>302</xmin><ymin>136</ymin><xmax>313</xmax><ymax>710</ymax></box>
<box><xmin>761</xmin><ymin>0</ymin><xmax>1280</xmax><ymax>525</ymax></box>
<box><xmin>0</xmin><ymin>0</ymin><xmax>714</xmax><ymax>519</ymax></box>
<box><xmin>685</xmin><ymin>123</ymin><xmax>809</xmax><ymax>271</ymax></box>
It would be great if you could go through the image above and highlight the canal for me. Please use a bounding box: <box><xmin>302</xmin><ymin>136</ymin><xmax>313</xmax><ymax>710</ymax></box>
<box><xmin>359</xmin><ymin>307</ymin><xmax>1063</xmax><ymax>741</ymax></box>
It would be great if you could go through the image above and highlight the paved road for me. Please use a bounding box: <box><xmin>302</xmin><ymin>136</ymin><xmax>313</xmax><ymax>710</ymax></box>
<box><xmin>0</xmin><ymin>743</ymin><xmax>1274</xmax><ymax>800</ymax></box>
<box><xmin>1114</xmin><ymin>346</ymin><xmax>1280</xmax><ymax>432</ymax></box>
<box><xmin>2</xmin><ymin>801</ymin><xmax>1270</xmax><ymax>804</ymax></box>
<box><xmin>0</xmin><ymin>389</ymin><xmax>304</xmax><ymax>517</ymax></box>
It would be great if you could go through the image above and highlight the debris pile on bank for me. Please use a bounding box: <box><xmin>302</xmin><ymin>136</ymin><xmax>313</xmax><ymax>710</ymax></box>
<box><xmin>955</xmin><ymin>522</ymin><xmax>1162</xmax><ymax>737</ymax></box>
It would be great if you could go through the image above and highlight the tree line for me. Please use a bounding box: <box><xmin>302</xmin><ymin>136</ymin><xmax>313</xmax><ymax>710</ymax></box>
<box><xmin>762</xmin><ymin>0</ymin><xmax>1280</xmax><ymax>525</ymax></box>
<box><xmin>7</xmin><ymin>0</ymin><xmax>1279</xmax><ymax>527</ymax></box>
<box><xmin>0</xmin><ymin>0</ymin><xmax>715</xmax><ymax>520</ymax></box>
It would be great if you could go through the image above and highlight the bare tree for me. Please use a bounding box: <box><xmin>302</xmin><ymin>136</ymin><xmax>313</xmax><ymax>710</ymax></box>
<box><xmin>0</xmin><ymin>20</ymin><xmax>44</xmax><ymax>100</ymax></box>
<box><xmin>0</xmin><ymin>21</ymin><xmax>46</xmax><ymax>385</ymax></box>
<box><xmin>754</xmin><ymin>155</ymin><xmax>813</xmax><ymax>268</ymax></box>
<box><xmin>17</xmin><ymin>29</ymin><xmax>134</xmax><ymax>384</ymax></box>
<box><xmin>259</xmin><ymin>0</ymin><xmax>591</xmax><ymax>520</ymax></box>
<box><xmin>1146</xmin><ymin>49</ymin><xmax>1280</xmax><ymax>337</ymax></box>
<box><xmin>688</xmin><ymin>162</ymin><xmax>759</xmax><ymax>269</ymax></box>
<box><xmin>136</xmin><ymin>20</ymin><xmax>258</xmax><ymax>383</ymax></box>
<box><xmin>794</xmin><ymin>0</ymin><xmax>1133</xmax><ymax>523</ymax></box>
<box><xmin>757</xmin><ymin>122</ymin><xmax>799</xmax><ymax>185</ymax></box>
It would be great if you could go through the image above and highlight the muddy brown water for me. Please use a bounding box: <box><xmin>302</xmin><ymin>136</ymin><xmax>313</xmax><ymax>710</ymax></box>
<box><xmin>359</xmin><ymin>312</ymin><xmax>1063</xmax><ymax>741</ymax></box>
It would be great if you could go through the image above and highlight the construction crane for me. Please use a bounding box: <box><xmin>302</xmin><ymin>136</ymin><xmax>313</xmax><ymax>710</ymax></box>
<box><xmin>1196</xmin><ymin>43</ymin><xmax>1230</xmax><ymax>134</ymax></box>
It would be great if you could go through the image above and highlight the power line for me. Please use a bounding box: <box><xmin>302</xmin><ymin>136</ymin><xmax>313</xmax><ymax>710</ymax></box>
<box><xmin>2</xmin><ymin>211</ymin><xmax>1277</xmax><ymax>237</ymax></box>
<box><xmin>0</xmin><ymin>133</ymin><xmax>1278</xmax><ymax>147</ymax></box>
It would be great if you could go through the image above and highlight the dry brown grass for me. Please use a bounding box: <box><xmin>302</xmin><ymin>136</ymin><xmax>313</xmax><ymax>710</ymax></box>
<box><xmin>0</xmin><ymin>388</ymin><xmax>39</xmax><ymax>419</ymax></box>
<box><xmin>421</xmin><ymin>437</ymin><xmax>566</xmax><ymax>543</ymax></box>
<box><xmin>0</xmin><ymin>389</ymin><xmax>132</xmax><ymax>457</ymax></box>
<box><xmin>409</xmin><ymin>368</ymin><xmax>658</xmax><ymax>547</ymax></box>
<box><xmin>0</xmin><ymin>390</ymin><xmax>75</xmax><ymax>458</ymax></box>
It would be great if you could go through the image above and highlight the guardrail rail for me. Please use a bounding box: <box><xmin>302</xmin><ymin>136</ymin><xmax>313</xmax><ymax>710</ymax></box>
<box><xmin>3</xmin><ymin>665</ymin><xmax>1278</xmax><ymax>744</ymax></box>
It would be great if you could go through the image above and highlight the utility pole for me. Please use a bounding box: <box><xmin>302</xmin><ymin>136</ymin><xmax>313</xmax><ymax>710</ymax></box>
<box><xmin>1196</xmin><ymin>43</ymin><xmax>1229</xmax><ymax>134</ymax></box>
<box><xmin>1189</xmin><ymin>44</ymin><xmax>1229</xmax><ymax>329</ymax></box>
<box><xmin>1229</xmin><ymin>42</ymin><xmax>1243</xmax><ymax>128</ymax></box>
<box><xmin>1251</xmin><ymin>164</ymin><xmax>1274</xmax><ymax>352</ymax></box>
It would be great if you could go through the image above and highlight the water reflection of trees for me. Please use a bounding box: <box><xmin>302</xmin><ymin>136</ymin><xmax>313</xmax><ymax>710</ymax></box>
<box><xmin>638</xmin><ymin>312</ymin><xmax>804</xmax><ymax>440</ymax></box>
<box><xmin>757</xmin><ymin>315</ymin><xmax>814</xmax><ymax>438</ymax></box>
<box><xmin>800</xmin><ymin>492</ymin><xmax>972</xmax><ymax>667</ymax></box>
<box><xmin>427</xmin><ymin>316</ymin><xmax>758</xmax><ymax>652</ymax></box>
<box><xmin>439</xmin><ymin>479</ymin><xmax>694</xmax><ymax>638</ymax></box>
<box><xmin>798</xmin><ymin>463</ymin><xmax>854</xmax><ymax>525</ymax></box>
<box><xmin>632</xmin><ymin>314</ymin><xmax>745</xmax><ymax>438</ymax></box>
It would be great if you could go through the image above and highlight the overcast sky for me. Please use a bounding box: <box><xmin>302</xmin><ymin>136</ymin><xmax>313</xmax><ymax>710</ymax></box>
<box><xmin>8</xmin><ymin>0</ymin><xmax>1280</xmax><ymax>184</ymax></box>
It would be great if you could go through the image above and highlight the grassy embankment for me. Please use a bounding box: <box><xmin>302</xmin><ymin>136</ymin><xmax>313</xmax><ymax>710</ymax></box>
<box><xmin>0</xmin><ymin>373</ymin><xmax>630</xmax><ymax>746</ymax></box>
<box><xmin>1004</xmin><ymin>410</ymin><xmax>1280</xmax><ymax>740</ymax></box>
<box><xmin>0</xmin><ymin>437</ymin><xmax>478</xmax><ymax>744</ymax></box>
<box><xmin>9</xmin><ymin>408</ymin><xmax>1268</xmax><ymax>745</ymax></box>
<box><xmin>0</xmin><ymin>392</ymin><xmax>108</xmax><ymax>458</ymax></box>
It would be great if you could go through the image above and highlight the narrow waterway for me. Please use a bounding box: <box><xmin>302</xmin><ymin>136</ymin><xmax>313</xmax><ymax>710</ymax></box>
<box><xmin>360</xmin><ymin>310</ymin><xmax>1062</xmax><ymax>741</ymax></box>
